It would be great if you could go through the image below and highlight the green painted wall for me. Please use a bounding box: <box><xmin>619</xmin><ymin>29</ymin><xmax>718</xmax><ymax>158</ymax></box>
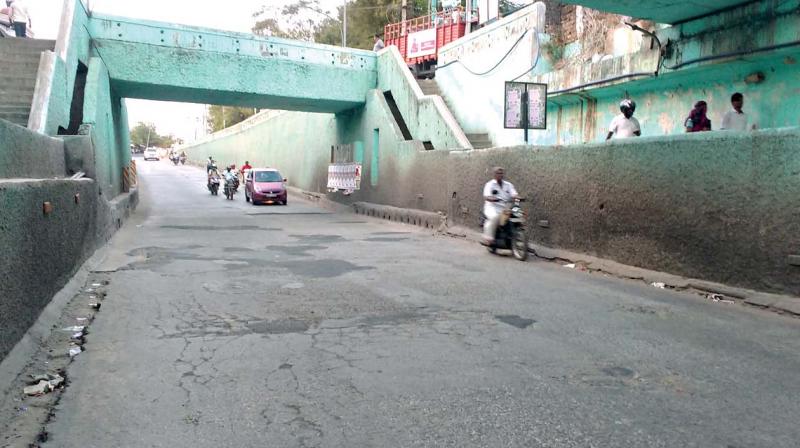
<box><xmin>527</xmin><ymin>0</ymin><xmax>800</xmax><ymax>145</ymax></box>
<box><xmin>87</xmin><ymin>13</ymin><xmax>377</xmax><ymax>113</ymax></box>
<box><xmin>81</xmin><ymin>56</ymin><xmax>130</xmax><ymax>197</ymax></box>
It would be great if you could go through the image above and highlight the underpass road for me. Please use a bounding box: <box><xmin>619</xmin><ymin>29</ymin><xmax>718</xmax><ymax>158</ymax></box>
<box><xmin>43</xmin><ymin>159</ymin><xmax>800</xmax><ymax>447</ymax></box>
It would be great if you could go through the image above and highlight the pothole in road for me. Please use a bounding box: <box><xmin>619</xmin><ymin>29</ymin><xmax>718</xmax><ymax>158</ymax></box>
<box><xmin>267</xmin><ymin>245</ymin><xmax>328</xmax><ymax>257</ymax></box>
<box><xmin>363</xmin><ymin>237</ymin><xmax>410</xmax><ymax>242</ymax></box>
<box><xmin>601</xmin><ymin>366</ymin><xmax>636</xmax><ymax>378</ymax></box>
<box><xmin>223</xmin><ymin>247</ymin><xmax>256</xmax><ymax>252</ymax></box>
<box><xmin>160</xmin><ymin>225</ymin><xmax>282</xmax><ymax>231</ymax></box>
<box><xmin>278</xmin><ymin>259</ymin><xmax>374</xmax><ymax>278</ymax></box>
<box><xmin>495</xmin><ymin>315</ymin><xmax>536</xmax><ymax>329</ymax></box>
<box><xmin>289</xmin><ymin>234</ymin><xmax>346</xmax><ymax>244</ymax></box>
<box><xmin>247</xmin><ymin>319</ymin><xmax>309</xmax><ymax>334</ymax></box>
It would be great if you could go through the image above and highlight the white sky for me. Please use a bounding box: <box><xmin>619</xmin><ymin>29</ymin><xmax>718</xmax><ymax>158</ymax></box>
<box><xmin>29</xmin><ymin>0</ymin><xmax>341</xmax><ymax>142</ymax></box>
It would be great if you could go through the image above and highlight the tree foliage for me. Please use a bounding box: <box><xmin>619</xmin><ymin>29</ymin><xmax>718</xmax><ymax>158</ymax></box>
<box><xmin>206</xmin><ymin>105</ymin><xmax>258</xmax><ymax>133</ymax></box>
<box><xmin>130</xmin><ymin>122</ymin><xmax>176</xmax><ymax>148</ymax></box>
<box><xmin>253</xmin><ymin>0</ymin><xmax>429</xmax><ymax>49</ymax></box>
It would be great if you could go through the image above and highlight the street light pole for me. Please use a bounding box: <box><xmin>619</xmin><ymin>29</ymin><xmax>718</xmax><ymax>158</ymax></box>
<box><xmin>342</xmin><ymin>1</ymin><xmax>347</xmax><ymax>47</ymax></box>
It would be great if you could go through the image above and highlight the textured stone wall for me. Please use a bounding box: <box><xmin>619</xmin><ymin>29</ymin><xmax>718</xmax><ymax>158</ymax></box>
<box><xmin>0</xmin><ymin>179</ymin><xmax>97</xmax><ymax>360</ymax></box>
<box><xmin>0</xmin><ymin>120</ymin><xmax>65</xmax><ymax>179</ymax></box>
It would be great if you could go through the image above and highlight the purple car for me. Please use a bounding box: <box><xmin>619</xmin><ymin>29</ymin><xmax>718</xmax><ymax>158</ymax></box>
<box><xmin>244</xmin><ymin>168</ymin><xmax>287</xmax><ymax>205</ymax></box>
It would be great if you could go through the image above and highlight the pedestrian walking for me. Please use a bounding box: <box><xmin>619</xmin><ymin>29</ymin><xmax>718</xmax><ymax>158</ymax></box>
<box><xmin>684</xmin><ymin>101</ymin><xmax>711</xmax><ymax>132</ymax></box>
<box><xmin>606</xmin><ymin>99</ymin><xmax>641</xmax><ymax>140</ymax></box>
<box><xmin>7</xmin><ymin>0</ymin><xmax>30</xmax><ymax>38</ymax></box>
<box><xmin>720</xmin><ymin>92</ymin><xmax>749</xmax><ymax>131</ymax></box>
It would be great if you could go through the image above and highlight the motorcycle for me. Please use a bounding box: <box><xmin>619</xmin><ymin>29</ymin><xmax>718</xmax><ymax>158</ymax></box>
<box><xmin>223</xmin><ymin>176</ymin><xmax>236</xmax><ymax>200</ymax></box>
<box><xmin>208</xmin><ymin>174</ymin><xmax>220</xmax><ymax>196</ymax></box>
<box><xmin>170</xmin><ymin>154</ymin><xmax>180</xmax><ymax>165</ymax></box>
<box><xmin>179</xmin><ymin>155</ymin><xmax>187</xmax><ymax>165</ymax></box>
<box><xmin>480</xmin><ymin>198</ymin><xmax>529</xmax><ymax>261</ymax></box>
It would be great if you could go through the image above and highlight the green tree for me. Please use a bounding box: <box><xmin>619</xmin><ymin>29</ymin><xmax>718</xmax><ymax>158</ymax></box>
<box><xmin>206</xmin><ymin>105</ymin><xmax>258</xmax><ymax>133</ymax></box>
<box><xmin>254</xmin><ymin>0</ymin><xmax>430</xmax><ymax>49</ymax></box>
<box><xmin>129</xmin><ymin>122</ymin><xmax>176</xmax><ymax>148</ymax></box>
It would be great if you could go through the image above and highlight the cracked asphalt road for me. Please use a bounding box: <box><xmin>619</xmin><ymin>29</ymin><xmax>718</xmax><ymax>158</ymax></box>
<box><xmin>43</xmin><ymin>160</ymin><xmax>800</xmax><ymax>447</ymax></box>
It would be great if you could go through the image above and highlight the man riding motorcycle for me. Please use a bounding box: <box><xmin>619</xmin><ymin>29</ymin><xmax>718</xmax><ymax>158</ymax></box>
<box><xmin>482</xmin><ymin>167</ymin><xmax>518</xmax><ymax>246</ymax></box>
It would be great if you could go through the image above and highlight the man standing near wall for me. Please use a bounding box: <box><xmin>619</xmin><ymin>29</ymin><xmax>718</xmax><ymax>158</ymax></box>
<box><xmin>721</xmin><ymin>92</ymin><xmax>749</xmax><ymax>131</ymax></box>
<box><xmin>606</xmin><ymin>99</ymin><xmax>641</xmax><ymax>140</ymax></box>
<box><xmin>7</xmin><ymin>0</ymin><xmax>30</xmax><ymax>38</ymax></box>
<box><xmin>373</xmin><ymin>34</ymin><xmax>385</xmax><ymax>52</ymax></box>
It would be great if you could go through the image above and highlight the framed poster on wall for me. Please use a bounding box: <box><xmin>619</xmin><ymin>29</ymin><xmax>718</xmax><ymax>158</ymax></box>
<box><xmin>504</xmin><ymin>81</ymin><xmax>548</xmax><ymax>130</ymax></box>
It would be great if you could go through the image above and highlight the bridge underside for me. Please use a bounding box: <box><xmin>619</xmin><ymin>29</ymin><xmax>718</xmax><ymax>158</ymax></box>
<box><xmin>562</xmin><ymin>0</ymin><xmax>749</xmax><ymax>23</ymax></box>
<box><xmin>86</xmin><ymin>14</ymin><xmax>377</xmax><ymax>114</ymax></box>
<box><xmin>95</xmin><ymin>40</ymin><xmax>375</xmax><ymax>113</ymax></box>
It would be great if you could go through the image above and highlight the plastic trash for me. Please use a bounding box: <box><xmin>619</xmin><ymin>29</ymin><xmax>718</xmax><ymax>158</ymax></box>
<box><xmin>91</xmin><ymin>283</ymin><xmax>102</xmax><ymax>287</ymax></box>
<box><xmin>70</xmin><ymin>332</ymin><xmax>84</xmax><ymax>340</ymax></box>
<box><xmin>69</xmin><ymin>347</ymin><xmax>82</xmax><ymax>357</ymax></box>
<box><xmin>89</xmin><ymin>303</ymin><xmax>101</xmax><ymax>310</ymax></box>
<box><xmin>63</xmin><ymin>326</ymin><xmax>85</xmax><ymax>332</ymax></box>
<box><xmin>23</xmin><ymin>374</ymin><xmax>64</xmax><ymax>396</ymax></box>
<box><xmin>651</xmin><ymin>282</ymin><xmax>666</xmax><ymax>289</ymax></box>
<box><xmin>76</xmin><ymin>317</ymin><xmax>88</xmax><ymax>322</ymax></box>
<box><xmin>708</xmin><ymin>293</ymin><xmax>735</xmax><ymax>304</ymax></box>
<box><xmin>564</xmin><ymin>264</ymin><xmax>576</xmax><ymax>269</ymax></box>
<box><xmin>48</xmin><ymin>375</ymin><xmax>65</xmax><ymax>388</ymax></box>
<box><xmin>23</xmin><ymin>381</ymin><xmax>51</xmax><ymax>396</ymax></box>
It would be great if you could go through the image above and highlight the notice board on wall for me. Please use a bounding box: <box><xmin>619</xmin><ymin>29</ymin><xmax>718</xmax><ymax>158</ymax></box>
<box><xmin>504</xmin><ymin>82</ymin><xmax>548</xmax><ymax>130</ymax></box>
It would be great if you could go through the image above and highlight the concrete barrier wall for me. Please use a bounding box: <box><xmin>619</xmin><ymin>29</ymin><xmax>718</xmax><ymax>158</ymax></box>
<box><xmin>0</xmin><ymin>119</ymin><xmax>65</xmax><ymax>178</ymax></box>
<box><xmin>0</xmin><ymin>179</ymin><xmax>97</xmax><ymax>359</ymax></box>
<box><xmin>445</xmin><ymin>129</ymin><xmax>800</xmax><ymax>295</ymax></box>
<box><xmin>184</xmin><ymin>103</ymin><xmax>800</xmax><ymax>295</ymax></box>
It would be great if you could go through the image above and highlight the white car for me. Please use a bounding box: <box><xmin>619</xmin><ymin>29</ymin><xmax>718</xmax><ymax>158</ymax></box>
<box><xmin>144</xmin><ymin>148</ymin><xmax>159</xmax><ymax>161</ymax></box>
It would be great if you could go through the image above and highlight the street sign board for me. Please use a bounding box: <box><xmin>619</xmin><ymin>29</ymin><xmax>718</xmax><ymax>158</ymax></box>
<box><xmin>504</xmin><ymin>81</ymin><xmax>547</xmax><ymax>130</ymax></box>
<box><xmin>407</xmin><ymin>28</ymin><xmax>437</xmax><ymax>58</ymax></box>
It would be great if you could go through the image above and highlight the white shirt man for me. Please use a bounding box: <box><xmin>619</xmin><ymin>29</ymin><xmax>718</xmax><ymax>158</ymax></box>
<box><xmin>9</xmin><ymin>0</ymin><xmax>30</xmax><ymax>37</ymax></box>
<box><xmin>607</xmin><ymin>113</ymin><xmax>641</xmax><ymax>139</ymax></box>
<box><xmin>720</xmin><ymin>92</ymin><xmax>749</xmax><ymax>131</ymax></box>
<box><xmin>721</xmin><ymin>110</ymin><xmax>747</xmax><ymax>131</ymax></box>
<box><xmin>372</xmin><ymin>35</ymin><xmax>385</xmax><ymax>52</ymax></box>
<box><xmin>482</xmin><ymin>168</ymin><xmax>518</xmax><ymax>244</ymax></box>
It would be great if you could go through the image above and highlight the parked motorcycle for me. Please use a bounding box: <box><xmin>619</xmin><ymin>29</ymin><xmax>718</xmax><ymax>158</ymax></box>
<box><xmin>208</xmin><ymin>174</ymin><xmax>220</xmax><ymax>196</ymax></box>
<box><xmin>481</xmin><ymin>198</ymin><xmax>529</xmax><ymax>261</ymax></box>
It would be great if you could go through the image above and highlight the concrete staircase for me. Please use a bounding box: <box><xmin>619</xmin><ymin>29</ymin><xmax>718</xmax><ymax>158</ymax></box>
<box><xmin>0</xmin><ymin>38</ymin><xmax>55</xmax><ymax>127</ymax></box>
<box><xmin>417</xmin><ymin>78</ymin><xmax>493</xmax><ymax>149</ymax></box>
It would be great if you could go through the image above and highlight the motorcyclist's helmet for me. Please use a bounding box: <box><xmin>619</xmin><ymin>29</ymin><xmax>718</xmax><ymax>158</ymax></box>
<box><xmin>619</xmin><ymin>99</ymin><xmax>636</xmax><ymax>114</ymax></box>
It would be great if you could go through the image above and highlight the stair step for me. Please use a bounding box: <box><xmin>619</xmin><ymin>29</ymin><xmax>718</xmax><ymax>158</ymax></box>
<box><xmin>0</xmin><ymin>38</ymin><xmax>56</xmax><ymax>50</ymax></box>
<box><xmin>0</xmin><ymin>112</ymin><xmax>30</xmax><ymax>126</ymax></box>
<box><xmin>0</xmin><ymin>105</ymin><xmax>30</xmax><ymax>114</ymax></box>
<box><xmin>0</xmin><ymin>62</ymin><xmax>39</xmax><ymax>78</ymax></box>
<box><xmin>0</xmin><ymin>90</ymin><xmax>34</xmax><ymax>99</ymax></box>
<box><xmin>0</xmin><ymin>76</ymin><xmax>36</xmax><ymax>86</ymax></box>
<box><xmin>0</xmin><ymin>67</ymin><xmax>41</xmax><ymax>79</ymax></box>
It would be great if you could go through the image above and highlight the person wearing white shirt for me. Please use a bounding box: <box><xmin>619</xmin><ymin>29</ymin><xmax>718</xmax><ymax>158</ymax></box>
<box><xmin>720</xmin><ymin>92</ymin><xmax>749</xmax><ymax>131</ymax></box>
<box><xmin>482</xmin><ymin>167</ymin><xmax>518</xmax><ymax>245</ymax></box>
<box><xmin>372</xmin><ymin>34</ymin><xmax>385</xmax><ymax>52</ymax></box>
<box><xmin>606</xmin><ymin>99</ymin><xmax>641</xmax><ymax>140</ymax></box>
<box><xmin>8</xmin><ymin>0</ymin><xmax>30</xmax><ymax>38</ymax></box>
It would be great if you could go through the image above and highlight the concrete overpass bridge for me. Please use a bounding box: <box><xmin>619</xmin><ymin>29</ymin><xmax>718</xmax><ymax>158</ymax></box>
<box><xmin>87</xmin><ymin>15</ymin><xmax>376</xmax><ymax>113</ymax></box>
